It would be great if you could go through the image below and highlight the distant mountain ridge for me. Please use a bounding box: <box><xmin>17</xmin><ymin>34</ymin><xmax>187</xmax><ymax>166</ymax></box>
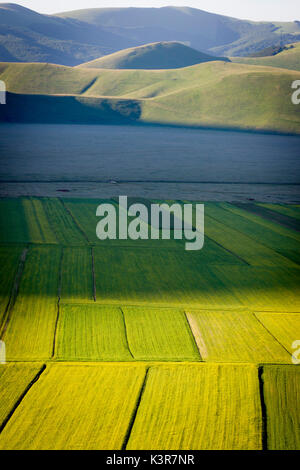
<box><xmin>0</xmin><ymin>3</ymin><xmax>135</xmax><ymax>65</ymax></box>
<box><xmin>0</xmin><ymin>3</ymin><xmax>299</xmax><ymax>65</ymax></box>
<box><xmin>78</xmin><ymin>42</ymin><xmax>229</xmax><ymax>70</ymax></box>
<box><xmin>57</xmin><ymin>6</ymin><xmax>300</xmax><ymax>57</ymax></box>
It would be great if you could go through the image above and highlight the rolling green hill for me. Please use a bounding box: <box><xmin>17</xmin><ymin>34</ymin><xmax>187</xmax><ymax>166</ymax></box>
<box><xmin>232</xmin><ymin>42</ymin><xmax>300</xmax><ymax>71</ymax></box>
<box><xmin>78</xmin><ymin>42</ymin><xmax>229</xmax><ymax>70</ymax></box>
<box><xmin>0</xmin><ymin>60</ymin><xmax>299</xmax><ymax>134</ymax></box>
<box><xmin>0</xmin><ymin>3</ymin><xmax>300</xmax><ymax>65</ymax></box>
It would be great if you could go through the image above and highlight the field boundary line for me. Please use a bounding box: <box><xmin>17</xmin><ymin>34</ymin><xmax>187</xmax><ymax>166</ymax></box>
<box><xmin>255</xmin><ymin>310</ymin><xmax>300</xmax><ymax>314</ymax></box>
<box><xmin>59</xmin><ymin>198</ymin><xmax>90</xmax><ymax>243</ymax></box>
<box><xmin>176</xmin><ymin>202</ymin><xmax>250</xmax><ymax>266</ymax></box>
<box><xmin>60</xmin><ymin>301</ymin><xmax>249</xmax><ymax>311</ymax></box>
<box><xmin>253</xmin><ymin>312</ymin><xmax>293</xmax><ymax>358</ymax></box>
<box><xmin>204</xmin><ymin>213</ymin><xmax>254</xmax><ymax>264</ymax></box>
<box><xmin>183</xmin><ymin>311</ymin><xmax>203</xmax><ymax>361</ymax></box>
<box><xmin>0</xmin><ymin>247</ymin><xmax>29</xmax><ymax>339</ymax></box>
<box><xmin>42</xmin><ymin>198</ymin><xmax>61</xmax><ymax>245</ymax></box>
<box><xmin>0</xmin><ymin>364</ymin><xmax>46</xmax><ymax>435</ymax></box>
<box><xmin>29</xmin><ymin>197</ymin><xmax>49</xmax><ymax>243</ymax></box>
<box><xmin>91</xmin><ymin>247</ymin><xmax>96</xmax><ymax>302</ymax></box>
<box><xmin>60</xmin><ymin>302</ymin><xmax>249</xmax><ymax>311</ymax></box>
<box><xmin>121</xmin><ymin>367</ymin><xmax>150</xmax><ymax>450</ymax></box>
<box><xmin>119</xmin><ymin>307</ymin><xmax>134</xmax><ymax>359</ymax></box>
<box><xmin>52</xmin><ymin>247</ymin><xmax>64</xmax><ymax>358</ymax></box>
<box><xmin>258</xmin><ymin>366</ymin><xmax>268</xmax><ymax>450</ymax></box>
<box><xmin>205</xmin><ymin>231</ymin><xmax>250</xmax><ymax>266</ymax></box>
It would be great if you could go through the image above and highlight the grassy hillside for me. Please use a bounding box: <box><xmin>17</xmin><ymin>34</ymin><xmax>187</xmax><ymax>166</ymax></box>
<box><xmin>78</xmin><ymin>41</ymin><xmax>229</xmax><ymax>70</ymax></box>
<box><xmin>0</xmin><ymin>4</ymin><xmax>300</xmax><ymax>65</ymax></box>
<box><xmin>1</xmin><ymin>60</ymin><xmax>299</xmax><ymax>134</ymax></box>
<box><xmin>232</xmin><ymin>42</ymin><xmax>300</xmax><ymax>71</ymax></box>
<box><xmin>0</xmin><ymin>3</ymin><xmax>135</xmax><ymax>65</ymax></box>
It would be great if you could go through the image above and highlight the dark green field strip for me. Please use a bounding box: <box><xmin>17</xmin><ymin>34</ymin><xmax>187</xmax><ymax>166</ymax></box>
<box><xmin>220</xmin><ymin>202</ymin><xmax>300</xmax><ymax>242</ymax></box>
<box><xmin>0</xmin><ymin>199</ymin><xmax>27</xmax><ymax>244</ymax></box>
<box><xmin>255</xmin><ymin>313</ymin><xmax>300</xmax><ymax>357</ymax></box>
<box><xmin>2</xmin><ymin>246</ymin><xmax>61</xmax><ymax>360</ymax></box>
<box><xmin>0</xmin><ymin>198</ymin><xmax>57</xmax><ymax>244</ymax></box>
<box><xmin>123</xmin><ymin>307</ymin><xmax>200</xmax><ymax>361</ymax></box>
<box><xmin>55</xmin><ymin>305</ymin><xmax>132</xmax><ymax>361</ymax></box>
<box><xmin>42</xmin><ymin>198</ymin><xmax>87</xmax><ymax>245</ymax></box>
<box><xmin>257</xmin><ymin>204</ymin><xmax>300</xmax><ymax>222</ymax></box>
<box><xmin>204</xmin><ymin>213</ymin><xmax>297</xmax><ymax>267</ymax></box>
<box><xmin>0</xmin><ymin>245</ymin><xmax>25</xmax><ymax>327</ymax></box>
<box><xmin>0</xmin><ymin>363</ymin><xmax>147</xmax><ymax>450</ymax></box>
<box><xmin>262</xmin><ymin>365</ymin><xmax>300</xmax><ymax>450</ymax></box>
<box><xmin>63</xmin><ymin>198</ymin><xmax>141</xmax><ymax>246</ymax></box>
<box><xmin>186</xmin><ymin>310</ymin><xmax>290</xmax><ymax>363</ymax></box>
<box><xmin>274</xmin><ymin>249</ymin><xmax>300</xmax><ymax>266</ymax></box>
<box><xmin>93</xmin><ymin>247</ymin><xmax>242</xmax><ymax>308</ymax></box>
<box><xmin>127</xmin><ymin>364</ymin><xmax>262</xmax><ymax>450</ymax></box>
<box><xmin>60</xmin><ymin>247</ymin><xmax>94</xmax><ymax>302</ymax></box>
<box><xmin>235</xmin><ymin>203</ymin><xmax>300</xmax><ymax>232</ymax></box>
<box><xmin>63</xmin><ymin>198</ymin><xmax>245</xmax><ymax>258</ymax></box>
<box><xmin>64</xmin><ymin>198</ymin><xmax>190</xmax><ymax>249</ymax></box>
<box><xmin>205</xmin><ymin>203</ymin><xmax>300</xmax><ymax>254</ymax></box>
<box><xmin>212</xmin><ymin>266</ymin><xmax>300</xmax><ymax>312</ymax></box>
<box><xmin>0</xmin><ymin>363</ymin><xmax>44</xmax><ymax>430</ymax></box>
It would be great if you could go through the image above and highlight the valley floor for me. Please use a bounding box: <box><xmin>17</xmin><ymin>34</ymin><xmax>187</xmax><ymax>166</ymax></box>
<box><xmin>0</xmin><ymin>198</ymin><xmax>299</xmax><ymax>450</ymax></box>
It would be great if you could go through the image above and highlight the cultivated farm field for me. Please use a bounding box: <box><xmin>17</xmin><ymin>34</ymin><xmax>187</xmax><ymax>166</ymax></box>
<box><xmin>0</xmin><ymin>197</ymin><xmax>299</xmax><ymax>450</ymax></box>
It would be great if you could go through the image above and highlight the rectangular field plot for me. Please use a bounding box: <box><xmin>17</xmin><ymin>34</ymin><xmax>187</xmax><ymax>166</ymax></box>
<box><xmin>257</xmin><ymin>204</ymin><xmax>300</xmax><ymax>221</ymax></box>
<box><xmin>212</xmin><ymin>266</ymin><xmax>300</xmax><ymax>312</ymax></box>
<box><xmin>127</xmin><ymin>364</ymin><xmax>262</xmax><ymax>450</ymax></box>
<box><xmin>186</xmin><ymin>311</ymin><xmax>290</xmax><ymax>363</ymax></box>
<box><xmin>0</xmin><ymin>363</ymin><xmax>43</xmax><ymax>428</ymax></box>
<box><xmin>206</xmin><ymin>203</ymin><xmax>300</xmax><ymax>254</ymax></box>
<box><xmin>55</xmin><ymin>305</ymin><xmax>132</xmax><ymax>361</ymax></box>
<box><xmin>233</xmin><ymin>203</ymin><xmax>300</xmax><ymax>233</ymax></box>
<box><xmin>63</xmin><ymin>199</ymin><xmax>110</xmax><ymax>244</ymax></box>
<box><xmin>3</xmin><ymin>246</ymin><xmax>61</xmax><ymax>360</ymax></box>
<box><xmin>60</xmin><ymin>247</ymin><xmax>94</xmax><ymax>302</ymax></box>
<box><xmin>123</xmin><ymin>307</ymin><xmax>200</xmax><ymax>361</ymax></box>
<box><xmin>0</xmin><ymin>245</ymin><xmax>24</xmax><ymax>326</ymax></box>
<box><xmin>221</xmin><ymin>203</ymin><xmax>300</xmax><ymax>242</ymax></box>
<box><xmin>42</xmin><ymin>198</ymin><xmax>87</xmax><ymax>245</ymax></box>
<box><xmin>0</xmin><ymin>364</ymin><xmax>146</xmax><ymax>450</ymax></box>
<box><xmin>0</xmin><ymin>198</ymin><xmax>57</xmax><ymax>244</ymax></box>
<box><xmin>256</xmin><ymin>313</ymin><xmax>300</xmax><ymax>357</ymax></box>
<box><xmin>63</xmin><ymin>199</ymin><xmax>180</xmax><ymax>249</ymax></box>
<box><xmin>64</xmin><ymin>198</ymin><xmax>247</xmax><ymax>258</ymax></box>
<box><xmin>205</xmin><ymin>213</ymin><xmax>298</xmax><ymax>268</ymax></box>
<box><xmin>262</xmin><ymin>365</ymin><xmax>300</xmax><ymax>450</ymax></box>
<box><xmin>93</xmin><ymin>248</ymin><xmax>242</xmax><ymax>308</ymax></box>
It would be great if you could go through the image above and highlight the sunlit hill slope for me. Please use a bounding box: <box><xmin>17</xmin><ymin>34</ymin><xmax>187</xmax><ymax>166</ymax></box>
<box><xmin>0</xmin><ymin>59</ymin><xmax>299</xmax><ymax>134</ymax></box>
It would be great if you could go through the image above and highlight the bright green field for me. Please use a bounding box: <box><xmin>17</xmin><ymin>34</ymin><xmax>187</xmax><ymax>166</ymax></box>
<box><xmin>55</xmin><ymin>305</ymin><xmax>132</xmax><ymax>361</ymax></box>
<box><xmin>0</xmin><ymin>197</ymin><xmax>299</xmax><ymax>450</ymax></box>
<box><xmin>127</xmin><ymin>364</ymin><xmax>263</xmax><ymax>450</ymax></box>
<box><xmin>0</xmin><ymin>363</ymin><xmax>147</xmax><ymax>450</ymax></box>
<box><xmin>186</xmin><ymin>310</ymin><xmax>290</xmax><ymax>363</ymax></box>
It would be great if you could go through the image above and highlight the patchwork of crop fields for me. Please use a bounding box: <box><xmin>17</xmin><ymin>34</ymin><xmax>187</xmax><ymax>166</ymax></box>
<box><xmin>0</xmin><ymin>197</ymin><xmax>299</xmax><ymax>450</ymax></box>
